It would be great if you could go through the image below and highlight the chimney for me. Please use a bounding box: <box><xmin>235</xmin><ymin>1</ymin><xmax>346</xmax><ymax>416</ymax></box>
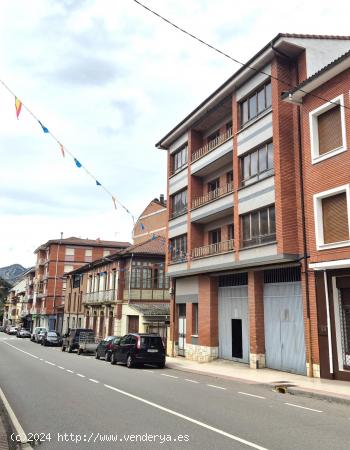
<box><xmin>159</xmin><ymin>194</ymin><xmax>165</xmax><ymax>205</ymax></box>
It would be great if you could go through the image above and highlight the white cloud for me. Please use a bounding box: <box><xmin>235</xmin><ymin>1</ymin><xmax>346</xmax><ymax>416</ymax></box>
<box><xmin>0</xmin><ymin>0</ymin><xmax>350</xmax><ymax>266</ymax></box>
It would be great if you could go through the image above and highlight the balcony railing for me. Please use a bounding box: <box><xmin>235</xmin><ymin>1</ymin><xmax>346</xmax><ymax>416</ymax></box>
<box><xmin>169</xmin><ymin>251</ymin><xmax>188</xmax><ymax>264</ymax></box>
<box><xmin>82</xmin><ymin>290</ymin><xmax>116</xmax><ymax>304</ymax></box>
<box><xmin>191</xmin><ymin>239</ymin><xmax>234</xmax><ymax>259</ymax></box>
<box><xmin>191</xmin><ymin>127</ymin><xmax>232</xmax><ymax>162</ymax></box>
<box><xmin>241</xmin><ymin>234</ymin><xmax>276</xmax><ymax>249</ymax></box>
<box><xmin>192</xmin><ymin>182</ymin><xmax>233</xmax><ymax>209</ymax></box>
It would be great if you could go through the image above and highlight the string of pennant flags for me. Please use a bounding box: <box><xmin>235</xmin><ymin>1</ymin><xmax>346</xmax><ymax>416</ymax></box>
<box><xmin>1</xmin><ymin>78</ymin><xmax>135</xmax><ymax>224</ymax></box>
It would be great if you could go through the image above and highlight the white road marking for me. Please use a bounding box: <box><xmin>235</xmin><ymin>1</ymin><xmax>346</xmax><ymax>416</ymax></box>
<box><xmin>3</xmin><ymin>342</ymin><xmax>39</xmax><ymax>359</ymax></box>
<box><xmin>144</xmin><ymin>370</ymin><xmax>155</xmax><ymax>374</ymax></box>
<box><xmin>39</xmin><ymin>358</ymin><xmax>43</xmax><ymax>361</ymax></box>
<box><xmin>238</xmin><ymin>392</ymin><xmax>266</xmax><ymax>400</ymax></box>
<box><xmin>76</xmin><ymin>373</ymin><xmax>85</xmax><ymax>378</ymax></box>
<box><xmin>44</xmin><ymin>361</ymin><xmax>56</xmax><ymax>366</ymax></box>
<box><xmin>284</xmin><ymin>403</ymin><xmax>323</xmax><ymax>413</ymax></box>
<box><xmin>89</xmin><ymin>378</ymin><xmax>99</xmax><ymax>383</ymax></box>
<box><xmin>161</xmin><ymin>374</ymin><xmax>178</xmax><ymax>379</ymax></box>
<box><xmin>185</xmin><ymin>379</ymin><xmax>199</xmax><ymax>384</ymax></box>
<box><xmin>207</xmin><ymin>384</ymin><xmax>226</xmax><ymax>390</ymax></box>
<box><xmin>103</xmin><ymin>384</ymin><xmax>268</xmax><ymax>450</ymax></box>
<box><xmin>66</xmin><ymin>369</ymin><xmax>74</xmax><ymax>374</ymax></box>
<box><xmin>57</xmin><ymin>366</ymin><xmax>65</xmax><ymax>370</ymax></box>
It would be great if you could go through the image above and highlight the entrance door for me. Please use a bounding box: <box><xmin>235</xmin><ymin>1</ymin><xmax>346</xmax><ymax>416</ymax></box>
<box><xmin>128</xmin><ymin>315</ymin><xmax>139</xmax><ymax>333</ymax></box>
<box><xmin>264</xmin><ymin>282</ymin><xmax>306</xmax><ymax>375</ymax></box>
<box><xmin>178</xmin><ymin>304</ymin><xmax>186</xmax><ymax>356</ymax></box>
<box><xmin>218</xmin><ymin>286</ymin><xmax>249</xmax><ymax>362</ymax></box>
<box><xmin>339</xmin><ymin>288</ymin><xmax>350</xmax><ymax>370</ymax></box>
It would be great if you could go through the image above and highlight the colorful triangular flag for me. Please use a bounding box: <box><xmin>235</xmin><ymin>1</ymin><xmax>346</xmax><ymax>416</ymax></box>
<box><xmin>38</xmin><ymin>120</ymin><xmax>49</xmax><ymax>133</ymax></box>
<box><xmin>60</xmin><ymin>144</ymin><xmax>65</xmax><ymax>158</ymax></box>
<box><xmin>15</xmin><ymin>97</ymin><xmax>22</xmax><ymax>119</ymax></box>
<box><xmin>112</xmin><ymin>196</ymin><xmax>117</xmax><ymax>209</ymax></box>
<box><xmin>74</xmin><ymin>158</ymin><xmax>82</xmax><ymax>168</ymax></box>
<box><xmin>141</xmin><ymin>223</ymin><xmax>145</xmax><ymax>231</ymax></box>
<box><xmin>96</xmin><ymin>180</ymin><xmax>101</xmax><ymax>186</ymax></box>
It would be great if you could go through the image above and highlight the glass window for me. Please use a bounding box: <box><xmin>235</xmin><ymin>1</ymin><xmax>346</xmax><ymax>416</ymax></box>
<box><xmin>250</xmin><ymin>151</ymin><xmax>258</xmax><ymax>176</ymax></box>
<box><xmin>241</xmin><ymin>205</ymin><xmax>276</xmax><ymax>247</ymax></box>
<box><xmin>172</xmin><ymin>144</ymin><xmax>188</xmax><ymax>173</ymax></box>
<box><xmin>170</xmin><ymin>235</ymin><xmax>187</xmax><ymax>262</ymax></box>
<box><xmin>267</xmin><ymin>142</ymin><xmax>274</xmax><ymax>169</ymax></box>
<box><xmin>260</xmin><ymin>208</ymin><xmax>268</xmax><ymax>235</ymax></box>
<box><xmin>257</xmin><ymin>88</ymin><xmax>265</xmax><ymax>113</ymax></box>
<box><xmin>259</xmin><ymin>146</ymin><xmax>267</xmax><ymax>172</ymax></box>
<box><xmin>242</xmin><ymin>215</ymin><xmax>250</xmax><ymax>242</ymax></box>
<box><xmin>142</xmin><ymin>268</ymin><xmax>152</xmax><ymax>289</ymax></box>
<box><xmin>208</xmin><ymin>178</ymin><xmax>220</xmax><ymax>192</ymax></box>
<box><xmin>228</xmin><ymin>224</ymin><xmax>234</xmax><ymax>240</ymax></box>
<box><xmin>249</xmin><ymin>94</ymin><xmax>257</xmax><ymax>120</ymax></box>
<box><xmin>240</xmin><ymin>142</ymin><xmax>274</xmax><ymax>186</ymax></box>
<box><xmin>240</xmin><ymin>81</ymin><xmax>272</xmax><ymax>127</ymax></box>
<box><xmin>265</xmin><ymin>82</ymin><xmax>272</xmax><ymax>108</ymax></box>
<box><xmin>251</xmin><ymin>211</ymin><xmax>259</xmax><ymax>237</ymax></box>
<box><xmin>193</xmin><ymin>304</ymin><xmax>199</xmax><ymax>335</ymax></box>
<box><xmin>171</xmin><ymin>189</ymin><xmax>187</xmax><ymax>218</ymax></box>
<box><xmin>65</xmin><ymin>248</ymin><xmax>74</xmax><ymax>256</ymax></box>
<box><xmin>209</xmin><ymin>229</ymin><xmax>221</xmax><ymax>245</ymax></box>
<box><xmin>269</xmin><ymin>206</ymin><xmax>276</xmax><ymax>234</ymax></box>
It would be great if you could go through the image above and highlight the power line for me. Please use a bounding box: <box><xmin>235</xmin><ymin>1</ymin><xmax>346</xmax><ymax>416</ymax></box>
<box><xmin>133</xmin><ymin>0</ymin><xmax>350</xmax><ymax>111</ymax></box>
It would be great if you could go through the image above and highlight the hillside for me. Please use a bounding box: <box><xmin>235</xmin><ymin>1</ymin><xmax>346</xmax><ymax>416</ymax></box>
<box><xmin>0</xmin><ymin>264</ymin><xmax>27</xmax><ymax>285</ymax></box>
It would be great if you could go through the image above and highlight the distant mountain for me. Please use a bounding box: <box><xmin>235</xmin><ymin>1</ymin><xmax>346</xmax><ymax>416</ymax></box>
<box><xmin>0</xmin><ymin>264</ymin><xmax>27</xmax><ymax>285</ymax></box>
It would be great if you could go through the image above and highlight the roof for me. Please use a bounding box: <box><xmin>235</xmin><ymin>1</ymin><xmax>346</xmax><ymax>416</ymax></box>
<box><xmin>66</xmin><ymin>236</ymin><xmax>165</xmax><ymax>275</ymax></box>
<box><xmin>130</xmin><ymin>303</ymin><xmax>170</xmax><ymax>316</ymax></box>
<box><xmin>156</xmin><ymin>33</ymin><xmax>350</xmax><ymax>149</ymax></box>
<box><xmin>35</xmin><ymin>237</ymin><xmax>130</xmax><ymax>253</ymax></box>
<box><xmin>282</xmin><ymin>49</ymin><xmax>350</xmax><ymax>103</ymax></box>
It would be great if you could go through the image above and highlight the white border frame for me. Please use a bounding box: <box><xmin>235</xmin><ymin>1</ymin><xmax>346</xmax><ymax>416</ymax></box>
<box><xmin>309</xmin><ymin>94</ymin><xmax>347</xmax><ymax>164</ymax></box>
<box><xmin>313</xmin><ymin>184</ymin><xmax>350</xmax><ymax>250</ymax></box>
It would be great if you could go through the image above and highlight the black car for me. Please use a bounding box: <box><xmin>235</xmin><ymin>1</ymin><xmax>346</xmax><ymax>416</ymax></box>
<box><xmin>95</xmin><ymin>336</ymin><xmax>121</xmax><ymax>361</ymax></box>
<box><xmin>110</xmin><ymin>333</ymin><xmax>165</xmax><ymax>368</ymax></box>
<box><xmin>62</xmin><ymin>328</ymin><xmax>94</xmax><ymax>353</ymax></box>
<box><xmin>41</xmin><ymin>331</ymin><xmax>62</xmax><ymax>346</ymax></box>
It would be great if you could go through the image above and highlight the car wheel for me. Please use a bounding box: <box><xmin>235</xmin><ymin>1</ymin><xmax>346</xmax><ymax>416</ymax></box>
<box><xmin>43</xmin><ymin>341</ymin><xmax>46</xmax><ymax>346</ymax></box>
<box><xmin>105</xmin><ymin>352</ymin><xmax>111</xmax><ymax>362</ymax></box>
<box><xmin>61</xmin><ymin>346</ymin><xmax>66</xmax><ymax>352</ymax></box>
<box><xmin>110</xmin><ymin>353</ymin><xmax>117</xmax><ymax>365</ymax></box>
<box><xmin>157</xmin><ymin>361</ymin><xmax>165</xmax><ymax>369</ymax></box>
<box><xmin>126</xmin><ymin>355</ymin><xmax>134</xmax><ymax>369</ymax></box>
<box><xmin>68</xmin><ymin>346</ymin><xmax>73</xmax><ymax>353</ymax></box>
<box><xmin>77</xmin><ymin>348</ymin><xmax>82</xmax><ymax>355</ymax></box>
<box><xmin>95</xmin><ymin>351</ymin><xmax>100</xmax><ymax>360</ymax></box>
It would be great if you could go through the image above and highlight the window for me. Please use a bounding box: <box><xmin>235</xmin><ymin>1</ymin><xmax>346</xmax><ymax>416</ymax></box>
<box><xmin>192</xmin><ymin>303</ymin><xmax>198</xmax><ymax>336</ymax></box>
<box><xmin>314</xmin><ymin>185</ymin><xmax>350</xmax><ymax>249</ymax></box>
<box><xmin>65</xmin><ymin>247</ymin><xmax>74</xmax><ymax>262</ymax></box>
<box><xmin>142</xmin><ymin>268</ymin><xmax>152</xmax><ymax>289</ymax></box>
<box><xmin>240</xmin><ymin>81</ymin><xmax>272</xmax><ymax>127</ymax></box>
<box><xmin>241</xmin><ymin>205</ymin><xmax>276</xmax><ymax>248</ymax></box>
<box><xmin>240</xmin><ymin>142</ymin><xmax>274</xmax><ymax>186</ymax></box>
<box><xmin>208</xmin><ymin>178</ymin><xmax>220</xmax><ymax>193</ymax></box>
<box><xmin>310</xmin><ymin>95</ymin><xmax>347</xmax><ymax>163</ymax></box>
<box><xmin>64</xmin><ymin>265</ymin><xmax>74</xmax><ymax>274</ymax></box>
<box><xmin>227</xmin><ymin>171</ymin><xmax>233</xmax><ymax>185</ymax></box>
<box><xmin>103</xmin><ymin>250</ymin><xmax>110</xmax><ymax>257</ymax></box>
<box><xmin>209</xmin><ymin>228</ymin><xmax>221</xmax><ymax>245</ymax></box>
<box><xmin>172</xmin><ymin>143</ymin><xmax>188</xmax><ymax>173</ymax></box>
<box><xmin>207</xmin><ymin>130</ymin><xmax>220</xmax><ymax>149</ymax></box>
<box><xmin>171</xmin><ymin>189</ymin><xmax>187</xmax><ymax>218</ymax></box>
<box><xmin>73</xmin><ymin>275</ymin><xmax>81</xmax><ymax>289</ymax></box>
<box><xmin>170</xmin><ymin>235</ymin><xmax>187</xmax><ymax>262</ymax></box>
<box><xmin>130</xmin><ymin>267</ymin><xmax>141</xmax><ymax>288</ymax></box>
<box><xmin>228</xmin><ymin>224</ymin><xmax>234</xmax><ymax>241</ymax></box>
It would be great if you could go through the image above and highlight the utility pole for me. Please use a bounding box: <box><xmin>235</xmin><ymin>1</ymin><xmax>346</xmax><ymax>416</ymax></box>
<box><xmin>53</xmin><ymin>232</ymin><xmax>63</xmax><ymax>331</ymax></box>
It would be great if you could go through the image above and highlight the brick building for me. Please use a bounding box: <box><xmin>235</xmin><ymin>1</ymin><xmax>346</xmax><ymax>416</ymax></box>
<box><xmin>157</xmin><ymin>34</ymin><xmax>350</xmax><ymax>377</ymax></box>
<box><xmin>286</xmin><ymin>50</ymin><xmax>350</xmax><ymax>381</ymax></box>
<box><xmin>132</xmin><ymin>195</ymin><xmax>167</xmax><ymax>244</ymax></box>
<box><xmin>32</xmin><ymin>236</ymin><xmax>130</xmax><ymax>332</ymax></box>
<box><xmin>64</xmin><ymin>237</ymin><xmax>170</xmax><ymax>344</ymax></box>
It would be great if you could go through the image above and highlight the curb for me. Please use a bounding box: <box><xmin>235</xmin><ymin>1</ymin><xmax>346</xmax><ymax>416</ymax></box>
<box><xmin>167</xmin><ymin>363</ymin><xmax>350</xmax><ymax>405</ymax></box>
<box><xmin>0</xmin><ymin>388</ymin><xmax>33</xmax><ymax>450</ymax></box>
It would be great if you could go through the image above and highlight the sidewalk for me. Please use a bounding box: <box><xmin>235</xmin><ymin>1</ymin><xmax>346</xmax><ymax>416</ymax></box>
<box><xmin>166</xmin><ymin>356</ymin><xmax>350</xmax><ymax>404</ymax></box>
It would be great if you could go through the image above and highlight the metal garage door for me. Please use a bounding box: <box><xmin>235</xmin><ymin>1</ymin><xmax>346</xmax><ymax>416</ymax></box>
<box><xmin>264</xmin><ymin>282</ymin><xmax>306</xmax><ymax>375</ymax></box>
<box><xmin>219</xmin><ymin>286</ymin><xmax>249</xmax><ymax>362</ymax></box>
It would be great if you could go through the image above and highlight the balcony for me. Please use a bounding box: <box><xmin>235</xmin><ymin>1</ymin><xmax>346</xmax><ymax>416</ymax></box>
<box><xmin>82</xmin><ymin>290</ymin><xmax>116</xmax><ymax>304</ymax></box>
<box><xmin>191</xmin><ymin>128</ymin><xmax>232</xmax><ymax>163</ymax></box>
<box><xmin>191</xmin><ymin>239</ymin><xmax>234</xmax><ymax>259</ymax></box>
<box><xmin>241</xmin><ymin>234</ymin><xmax>276</xmax><ymax>249</ymax></box>
<box><xmin>123</xmin><ymin>289</ymin><xmax>170</xmax><ymax>301</ymax></box>
<box><xmin>192</xmin><ymin>182</ymin><xmax>233</xmax><ymax>209</ymax></box>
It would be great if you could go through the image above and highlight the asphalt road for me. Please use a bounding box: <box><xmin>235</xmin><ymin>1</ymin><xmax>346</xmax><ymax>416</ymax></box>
<box><xmin>0</xmin><ymin>334</ymin><xmax>350</xmax><ymax>450</ymax></box>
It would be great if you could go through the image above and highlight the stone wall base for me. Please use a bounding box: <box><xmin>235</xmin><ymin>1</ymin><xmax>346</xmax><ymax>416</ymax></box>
<box><xmin>249</xmin><ymin>353</ymin><xmax>266</xmax><ymax>369</ymax></box>
<box><xmin>184</xmin><ymin>344</ymin><xmax>218</xmax><ymax>362</ymax></box>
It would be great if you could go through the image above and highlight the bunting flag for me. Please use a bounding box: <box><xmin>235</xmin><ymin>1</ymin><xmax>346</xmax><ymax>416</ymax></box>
<box><xmin>60</xmin><ymin>144</ymin><xmax>65</xmax><ymax>158</ymax></box>
<box><xmin>74</xmin><ymin>158</ymin><xmax>82</xmax><ymax>168</ymax></box>
<box><xmin>96</xmin><ymin>180</ymin><xmax>101</xmax><ymax>186</ymax></box>
<box><xmin>15</xmin><ymin>97</ymin><xmax>22</xmax><ymax>119</ymax></box>
<box><xmin>141</xmin><ymin>223</ymin><xmax>145</xmax><ymax>231</ymax></box>
<box><xmin>112</xmin><ymin>196</ymin><xmax>117</xmax><ymax>210</ymax></box>
<box><xmin>38</xmin><ymin>120</ymin><xmax>49</xmax><ymax>133</ymax></box>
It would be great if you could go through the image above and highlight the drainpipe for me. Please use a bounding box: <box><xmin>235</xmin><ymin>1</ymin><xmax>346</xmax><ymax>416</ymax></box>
<box><xmin>271</xmin><ymin>44</ymin><xmax>313</xmax><ymax>377</ymax></box>
<box><xmin>127</xmin><ymin>254</ymin><xmax>133</xmax><ymax>305</ymax></box>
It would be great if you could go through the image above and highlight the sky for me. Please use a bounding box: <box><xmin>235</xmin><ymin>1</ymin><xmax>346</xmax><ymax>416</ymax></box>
<box><xmin>1</xmin><ymin>0</ymin><xmax>350</xmax><ymax>267</ymax></box>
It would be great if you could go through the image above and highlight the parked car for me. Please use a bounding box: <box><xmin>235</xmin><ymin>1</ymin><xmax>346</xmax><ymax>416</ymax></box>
<box><xmin>36</xmin><ymin>329</ymin><xmax>47</xmax><ymax>343</ymax></box>
<box><xmin>8</xmin><ymin>326</ymin><xmax>18</xmax><ymax>335</ymax></box>
<box><xmin>0</xmin><ymin>325</ymin><xmax>5</xmax><ymax>332</ymax></box>
<box><xmin>31</xmin><ymin>327</ymin><xmax>47</xmax><ymax>342</ymax></box>
<box><xmin>41</xmin><ymin>331</ymin><xmax>62</xmax><ymax>347</ymax></box>
<box><xmin>17</xmin><ymin>329</ymin><xmax>31</xmax><ymax>338</ymax></box>
<box><xmin>95</xmin><ymin>336</ymin><xmax>121</xmax><ymax>361</ymax></box>
<box><xmin>110</xmin><ymin>333</ymin><xmax>166</xmax><ymax>368</ymax></box>
<box><xmin>62</xmin><ymin>328</ymin><xmax>96</xmax><ymax>353</ymax></box>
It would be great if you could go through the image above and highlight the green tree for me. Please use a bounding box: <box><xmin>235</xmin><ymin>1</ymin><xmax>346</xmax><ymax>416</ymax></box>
<box><xmin>0</xmin><ymin>277</ymin><xmax>12</xmax><ymax>323</ymax></box>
